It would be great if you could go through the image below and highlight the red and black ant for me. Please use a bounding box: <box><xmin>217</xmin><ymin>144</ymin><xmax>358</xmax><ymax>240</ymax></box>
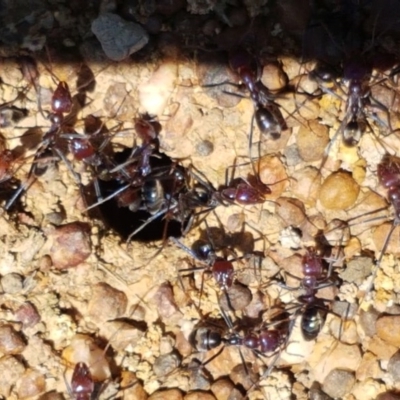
<box><xmin>5</xmin><ymin>79</ymin><xmax>75</xmax><ymax>210</ymax></box>
<box><xmin>188</xmin><ymin>305</ymin><xmax>291</xmax><ymax>397</ymax></box>
<box><xmin>277</xmin><ymin>246</ymin><xmax>341</xmax><ymax>341</ymax></box>
<box><xmin>228</xmin><ymin>48</ymin><xmax>286</xmax><ymax>140</ymax></box>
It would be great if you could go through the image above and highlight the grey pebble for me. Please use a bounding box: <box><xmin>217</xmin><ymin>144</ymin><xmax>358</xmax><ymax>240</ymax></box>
<box><xmin>153</xmin><ymin>352</ymin><xmax>181</xmax><ymax>377</ymax></box>
<box><xmin>339</xmin><ymin>256</ymin><xmax>373</xmax><ymax>284</ymax></box>
<box><xmin>322</xmin><ymin>369</ymin><xmax>355</xmax><ymax>399</ymax></box>
<box><xmin>388</xmin><ymin>351</ymin><xmax>400</xmax><ymax>381</ymax></box>
<box><xmin>358</xmin><ymin>307</ymin><xmax>379</xmax><ymax>337</ymax></box>
<box><xmin>91</xmin><ymin>13</ymin><xmax>149</xmax><ymax>61</ymax></box>
<box><xmin>1</xmin><ymin>273</ymin><xmax>23</xmax><ymax>294</ymax></box>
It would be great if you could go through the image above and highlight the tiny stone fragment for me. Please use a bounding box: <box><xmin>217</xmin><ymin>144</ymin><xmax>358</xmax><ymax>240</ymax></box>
<box><xmin>184</xmin><ymin>392</ymin><xmax>216</xmax><ymax>400</ymax></box>
<box><xmin>154</xmin><ymin>282</ymin><xmax>181</xmax><ymax>319</ymax></box>
<box><xmin>388</xmin><ymin>351</ymin><xmax>400</xmax><ymax>381</ymax></box>
<box><xmin>1</xmin><ymin>273</ymin><xmax>23</xmax><ymax>294</ymax></box>
<box><xmin>49</xmin><ymin>222</ymin><xmax>91</xmax><ymax>269</ymax></box>
<box><xmin>219</xmin><ymin>283</ymin><xmax>252</xmax><ymax>311</ymax></box>
<box><xmin>359</xmin><ymin>307</ymin><xmax>379</xmax><ymax>337</ymax></box>
<box><xmin>0</xmin><ymin>355</ymin><xmax>26</xmax><ymax>397</ymax></box>
<box><xmin>196</xmin><ymin>140</ymin><xmax>214</xmax><ymax>156</ymax></box>
<box><xmin>16</xmin><ymin>368</ymin><xmax>46</xmax><ymax>398</ymax></box>
<box><xmin>91</xmin><ymin>13</ymin><xmax>149</xmax><ymax>61</ymax></box>
<box><xmin>319</xmin><ymin>171</ymin><xmax>360</xmax><ymax>210</ymax></box>
<box><xmin>261</xmin><ymin>63</ymin><xmax>287</xmax><ymax>91</ymax></box>
<box><xmin>149</xmin><ymin>389</ymin><xmax>183</xmax><ymax>400</ymax></box>
<box><xmin>331</xmin><ymin>301</ymin><xmax>358</xmax><ymax>320</ymax></box>
<box><xmin>0</xmin><ymin>324</ymin><xmax>26</xmax><ymax>354</ymax></box>
<box><xmin>322</xmin><ymin>369</ymin><xmax>355</xmax><ymax>399</ymax></box>
<box><xmin>211</xmin><ymin>378</ymin><xmax>243</xmax><ymax>400</ymax></box>
<box><xmin>15</xmin><ymin>302</ymin><xmax>41</xmax><ymax>328</ymax></box>
<box><xmin>229</xmin><ymin>363</ymin><xmax>258</xmax><ymax>391</ymax></box>
<box><xmin>88</xmin><ymin>283</ymin><xmax>128</xmax><ymax>321</ymax></box>
<box><xmin>119</xmin><ymin>371</ymin><xmax>148</xmax><ymax>400</ymax></box>
<box><xmin>275</xmin><ymin>196</ymin><xmax>306</xmax><ymax>227</ymax></box>
<box><xmin>297</xmin><ymin>120</ymin><xmax>329</xmax><ymax>162</ymax></box>
<box><xmin>153</xmin><ymin>352</ymin><xmax>181</xmax><ymax>377</ymax></box>
<box><xmin>339</xmin><ymin>256</ymin><xmax>373</xmax><ymax>284</ymax></box>
<box><xmin>38</xmin><ymin>391</ymin><xmax>65</xmax><ymax>400</ymax></box>
<box><xmin>376</xmin><ymin>315</ymin><xmax>400</xmax><ymax>347</ymax></box>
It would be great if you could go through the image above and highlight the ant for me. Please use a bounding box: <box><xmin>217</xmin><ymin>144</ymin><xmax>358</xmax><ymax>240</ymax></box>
<box><xmin>303</xmin><ymin>2</ymin><xmax>399</xmax><ymax>170</ymax></box>
<box><xmin>188</xmin><ymin>306</ymin><xmax>291</xmax><ymax>396</ymax></box>
<box><xmin>278</xmin><ymin>246</ymin><xmax>340</xmax><ymax>340</ymax></box>
<box><xmin>228</xmin><ymin>47</ymin><xmax>286</xmax><ymax>140</ymax></box>
<box><xmin>4</xmin><ymin>79</ymin><xmax>75</xmax><ymax>210</ymax></box>
<box><xmin>359</xmin><ymin>154</ymin><xmax>400</xmax><ymax>302</ymax></box>
<box><xmin>172</xmin><ymin>235</ymin><xmax>236</xmax><ymax>306</ymax></box>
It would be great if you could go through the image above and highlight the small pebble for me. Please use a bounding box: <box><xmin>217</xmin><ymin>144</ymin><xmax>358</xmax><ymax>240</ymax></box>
<box><xmin>261</xmin><ymin>63</ymin><xmax>287</xmax><ymax>91</ymax></box>
<box><xmin>388</xmin><ymin>351</ymin><xmax>400</xmax><ymax>381</ymax></box>
<box><xmin>153</xmin><ymin>352</ymin><xmax>181</xmax><ymax>377</ymax></box>
<box><xmin>88</xmin><ymin>283</ymin><xmax>128</xmax><ymax>321</ymax></box>
<box><xmin>197</xmin><ymin>56</ymin><xmax>241</xmax><ymax>108</ymax></box>
<box><xmin>211</xmin><ymin>378</ymin><xmax>243</xmax><ymax>400</ymax></box>
<box><xmin>258</xmin><ymin>155</ymin><xmax>288</xmax><ymax>199</ymax></box>
<box><xmin>1</xmin><ymin>273</ymin><xmax>23</xmax><ymax>294</ymax></box>
<box><xmin>16</xmin><ymin>368</ymin><xmax>46</xmax><ymax>398</ymax></box>
<box><xmin>0</xmin><ymin>324</ymin><xmax>26</xmax><ymax>354</ymax></box>
<box><xmin>229</xmin><ymin>363</ymin><xmax>258</xmax><ymax>391</ymax></box>
<box><xmin>329</xmin><ymin>319</ymin><xmax>359</xmax><ymax>344</ymax></box>
<box><xmin>184</xmin><ymin>392</ymin><xmax>216</xmax><ymax>400</ymax></box>
<box><xmin>297</xmin><ymin>120</ymin><xmax>329</xmax><ymax>162</ymax></box>
<box><xmin>322</xmin><ymin>369</ymin><xmax>355</xmax><ymax>399</ymax></box>
<box><xmin>219</xmin><ymin>283</ymin><xmax>252</xmax><ymax>311</ymax></box>
<box><xmin>284</xmin><ymin>143</ymin><xmax>302</xmax><ymax>166</ymax></box>
<box><xmin>119</xmin><ymin>371</ymin><xmax>148</xmax><ymax>400</ymax></box>
<box><xmin>188</xmin><ymin>362</ymin><xmax>211</xmax><ymax>391</ymax></box>
<box><xmin>38</xmin><ymin>391</ymin><xmax>65</xmax><ymax>400</ymax></box>
<box><xmin>309</xmin><ymin>382</ymin><xmax>333</xmax><ymax>400</ymax></box>
<box><xmin>275</xmin><ymin>196</ymin><xmax>306</xmax><ymax>227</ymax></box>
<box><xmin>49</xmin><ymin>222</ymin><xmax>91</xmax><ymax>269</ymax></box>
<box><xmin>91</xmin><ymin>13</ymin><xmax>149</xmax><ymax>61</ymax></box>
<box><xmin>38</xmin><ymin>255</ymin><xmax>53</xmax><ymax>271</ymax></box>
<box><xmin>359</xmin><ymin>307</ymin><xmax>379</xmax><ymax>337</ymax></box>
<box><xmin>356</xmin><ymin>351</ymin><xmax>382</xmax><ymax>382</ymax></box>
<box><xmin>196</xmin><ymin>140</ymin><xmax>214</xmax><ymax>156</ymax></box>
<box><xmin>339</xmin><ymin>256</ymin><xmax>373</xmax><ymax>284</ymax></box>
<box><xmin>291</xmin><ymin>167</ymin><xmax>321</xmax><ymax>207</ymax></box>
<box><xmin>154</xmin><ymin>282</ymin><xmax>181</xmax><ymax>320</ymax></box>
<box><xmin>15</xmin><ymin>302</ymin><xmax>41</xmax><ymax>328</ymax></box>
<box><xmin>319</xmin><ymin>171</ymin><xmax>360</xmax><ymax>210</ymax></box>
<box><xmin>0</xmin><ymin>356</ymin><xmax>26</xmax><ymax>397</ymax></box>
<box><xmin>373</xmin><ymin>223</ymin><xmax>400</xmax><ymax>257</ymax></box>
<box><xmin>331</xmin><ymin>301</ymin><xmax>358</xmax><ymax>320</ymax></box>
<box><xmin>376</xmin><ymin>315</ymin><xmax>400</xmax><ymax>346</ymax></box>
<box><xmin>149</xmin><ymin>389</ymin><xmax>183</xmax><ymax>400</ymax></box>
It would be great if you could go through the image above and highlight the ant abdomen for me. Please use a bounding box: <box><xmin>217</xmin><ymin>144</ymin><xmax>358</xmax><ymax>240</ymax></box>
<box><xmin>189</xmin><ymin>326</ymin><xmax>223</xmax><ymax>352</ymax></box>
